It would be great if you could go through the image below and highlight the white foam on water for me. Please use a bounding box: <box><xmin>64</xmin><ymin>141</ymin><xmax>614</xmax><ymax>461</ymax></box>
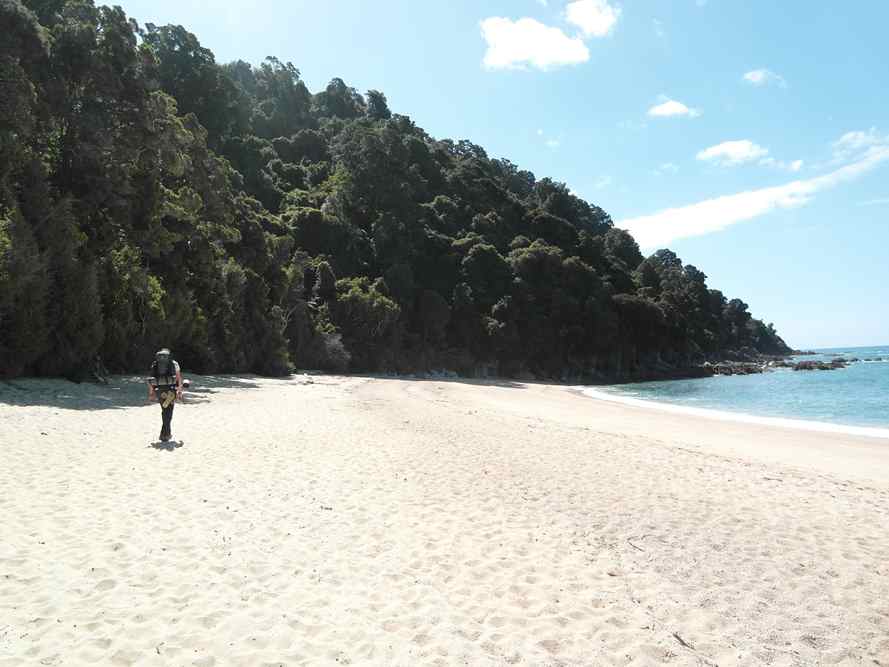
<box><xmin>577</xmin><ymin>387</ymin><xmax>889</xmax><ymax>440</ymax></box>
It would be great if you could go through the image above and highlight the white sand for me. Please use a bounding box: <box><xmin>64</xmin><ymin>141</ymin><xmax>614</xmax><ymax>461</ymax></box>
<box><xmin>1</xmin><ymin>375</ymin><xmax>888</xmax><ymax>666</ymax></box>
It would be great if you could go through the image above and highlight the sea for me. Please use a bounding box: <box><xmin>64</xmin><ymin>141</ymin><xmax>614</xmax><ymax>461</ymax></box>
<box><xmin>584</xmin><ymin>346</ymin><xmax>889</xmax><ymax>438</ymax></box>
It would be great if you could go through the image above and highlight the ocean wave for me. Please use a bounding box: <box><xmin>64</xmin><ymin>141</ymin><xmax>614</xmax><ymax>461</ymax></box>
<box><xmin>577</xmin><ymin>387</ymin><xmax>889</xmax><ymax>440</ymax></box>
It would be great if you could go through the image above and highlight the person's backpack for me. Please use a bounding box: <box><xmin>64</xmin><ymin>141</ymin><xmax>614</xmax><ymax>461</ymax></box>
<box><xmin>152</xmin><ymin>349</ymin><xmax>177</xmax><ymax>387</ymax></box>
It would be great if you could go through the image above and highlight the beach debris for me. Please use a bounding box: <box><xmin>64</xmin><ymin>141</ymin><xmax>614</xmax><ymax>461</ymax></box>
<box><xmin>627</xmin><ymin>537</ymin><xmax>646</xmax><ymax>552</ymax></box>
<box><xmin>671</xmin><ymin>631</ymin><xmax>720</xmax><ymax>666</ymax></box>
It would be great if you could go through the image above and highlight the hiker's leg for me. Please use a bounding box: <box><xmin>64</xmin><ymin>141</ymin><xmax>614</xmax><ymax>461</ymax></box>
<box><xmin>162</xmin><ymin>401</ymin><xmax>174</xmax><ymax>438</ymax></box>
<box><xmin>156</xmin><ymin>392</ymin><xmax>166</xmax><ymax>439</ymax></box>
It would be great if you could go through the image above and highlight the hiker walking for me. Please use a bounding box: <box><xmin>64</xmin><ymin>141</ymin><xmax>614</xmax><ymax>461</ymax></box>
<box><xmin>148</xmin><ymin>348</ymin><xmax>182</xmax><ymax>442</ymax></box>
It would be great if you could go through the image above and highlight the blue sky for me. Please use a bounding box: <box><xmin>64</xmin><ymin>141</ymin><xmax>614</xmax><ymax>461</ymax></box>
<box><xmin>114</xmin><ymin>0</ymin><xmax>889</xmax><ymax>348</ymax></box>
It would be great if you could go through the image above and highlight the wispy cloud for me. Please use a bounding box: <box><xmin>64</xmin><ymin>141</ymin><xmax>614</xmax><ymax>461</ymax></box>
<box><xmin>619</xmin><ymin>131</ymin><xmax>889</xmax><ymax>248</ymax></box>
<box><xmin>833</xmin><ymin>128</ymin><xmax>884</xmax><ymax>161</ymax></box>
<box><xmin>697</xmin><ymin>140</ymin><xmax>768</xmax><ymax>166</ymax></box>
<box><xmin>760</xmin><ymin>157</ymin><xmax>804</xmax><ymax>172</ymax></box>
<box><xmin>857</xmin><ymin>197</ymin><xmax>889</xmax><ymax>207</ymax></box>
<box><xmin>537</xmin><ymin>128</ymin><xmax>562</xmax><ymax>148</ymax></box>
<box><xmin>648</xmin><ymin>98</ymin><xmax>701</xmax><ymax>118</ymax></box>
<box><xmin>480</xmin><ymin>17</ymin><xmax>589</xmax><ymax>70</ymax></box>
<box><xmin>654</xmin><ymin>162</ymin><xmax>679</xmax><ymax>176</ymax></box>
<box><xmin>565</xmin><ymin>0</ymin><xmax>621</xmax><ymax>37</ymax></box>
<box><xmin>743</xmin><ymin>68</ymin><xmax>787</xmax><ymax>87</ymax></box>
<box><xmin>652</xmin><ymin>18</ymin><xmax>665</xmax><ymax>39</ymax></box>
<box><xmin>536</xmin><ymin>128</ymin><xmax>564</xmax><ymax>149</ymax></box>
<box><xmin>697</xmin><ymin>141</ymin><xmax>804</xmax><ymax>172</ymax></box>
<box><xmin>594</xmin><ymin>176</ymin><xmax>613</xmax><ymax>189</ymax></box>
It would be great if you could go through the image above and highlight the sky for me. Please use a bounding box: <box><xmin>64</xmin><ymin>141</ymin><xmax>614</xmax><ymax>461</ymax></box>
<box><xmin>113</xmin><ymin>0</ymin><xmax>889</xmax><ymax>349</ymax></box>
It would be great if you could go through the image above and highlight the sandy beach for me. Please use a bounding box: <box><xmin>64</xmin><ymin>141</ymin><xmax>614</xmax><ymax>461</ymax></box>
<box><xmin>1</xmin><ymin>375</ymin><xmax>888</xmax><ymax>666</ymax></box>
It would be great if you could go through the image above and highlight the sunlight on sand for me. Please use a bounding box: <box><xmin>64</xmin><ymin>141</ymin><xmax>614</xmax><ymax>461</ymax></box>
<box><xmin>2</xmin><ymin>375</ymin><xmax>888</xmax><ymax>665</ymax></box>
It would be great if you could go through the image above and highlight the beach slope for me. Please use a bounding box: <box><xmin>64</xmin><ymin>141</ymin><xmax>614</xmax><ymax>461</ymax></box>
<box><xmin>1</xmin><ymin>376</ymin><xmax>888</xmax><ymax>666</ymax></box>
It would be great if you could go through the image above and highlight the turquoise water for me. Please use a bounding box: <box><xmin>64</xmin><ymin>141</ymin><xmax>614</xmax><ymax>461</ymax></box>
<box><xmin>597</xmin><ymin>346</ymin><xmax>889</xmax><ymax>430</ymax></box>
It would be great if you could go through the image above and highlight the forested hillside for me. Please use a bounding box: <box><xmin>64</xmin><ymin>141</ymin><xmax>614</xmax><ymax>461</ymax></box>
<box><xmin>0</xmin><ymin>0</ymin><xmax>790</xmax><ymax>381</ymax></box>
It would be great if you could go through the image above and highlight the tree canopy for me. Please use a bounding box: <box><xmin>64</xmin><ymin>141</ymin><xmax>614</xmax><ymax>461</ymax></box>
<box><xmin>0</xmin><ymin>0</ymin><xmax>790</xmax><ymax>381</ymax></box>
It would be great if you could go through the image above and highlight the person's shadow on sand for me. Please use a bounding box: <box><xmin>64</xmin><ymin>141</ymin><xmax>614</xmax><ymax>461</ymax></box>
<box><xmin>150</xmin><ymin>440</ymin><xmax>184</xmax><ymax>451</ymax></box>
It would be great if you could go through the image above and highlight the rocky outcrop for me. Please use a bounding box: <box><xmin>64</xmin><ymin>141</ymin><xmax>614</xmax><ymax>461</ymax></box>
<box><xmin>792</xmin><ymin>359</ymin><xmax>848</xmax><ymax>371</ymax></box>
<box><xmin>704</xmin><ymin>361</ymin><xmax>766</xmax><ymax>376</ymax></box>
<box><xmin>453</xmin><ymin>351</ymin><xmax>872</xmax><ymax>386</ymax></box>
<box><xmin>700</xmin><ymin>353</ymin><xmax>865</xmax><ymax>376</ymax></box>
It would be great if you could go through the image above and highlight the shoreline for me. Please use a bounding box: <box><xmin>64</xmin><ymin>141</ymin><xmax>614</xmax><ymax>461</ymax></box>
<box><xmin>4</xmin><ymin>370</ymin><xmax>887</xmax><ymax>441</ymax></box>
<box><xmin>579</xmin><ymin>385</ymin><xmax>889</xmax><ymax>440</ymax></box>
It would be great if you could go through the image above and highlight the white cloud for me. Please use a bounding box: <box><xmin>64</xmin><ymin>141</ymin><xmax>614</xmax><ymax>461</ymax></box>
<box><xmin>648</xmin><ymin>98</ymin><xmax>700</xmax><ymax>118</ymax></box>
<box><xmin>790</xmin><ymin>159</ymin><xmax>803</xmax><ymax>172</ymax></box>
<box><xmin>480</xmin><ymin>1</ymin><xmax>617</xmax><ymax>71</ymax></box>
<box><xmin>743</xmin><ymin>69</ymin><xmax>787</xmax><ymax>87</ymax></box>
<box><xmin>565</xmin><ymin>0</ymin><xmax>621</xmax><ymax>37</ymax></box>
<box><xmin>480</xmin><ymin>17</ymin><xmax>589</xmax><ymax>70</ymax></box>
<box><xmin>697</xmin><ymin>140</ymin><xmax>768</xmax><ymax>166</ymax></box>
<box><xmin>619</xmin><ymin>132</ymin><xmax>889</xmax><ymax>248</ymax></box>
<box><xmin>594</xmin><ymin>176</ymin><xmax>613</xmax><ymax>189</ymax></box>
<box><xmin>545</xmin><ymin>139</ymin><xmax>561</xmax><ymax>149</ymax></box>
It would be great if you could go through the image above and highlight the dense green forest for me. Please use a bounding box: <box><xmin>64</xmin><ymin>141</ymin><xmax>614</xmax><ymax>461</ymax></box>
<box><xmin>0</xmin><ymin>0</ymin><xmax>790</xmax><ymax>382</ymax></box>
